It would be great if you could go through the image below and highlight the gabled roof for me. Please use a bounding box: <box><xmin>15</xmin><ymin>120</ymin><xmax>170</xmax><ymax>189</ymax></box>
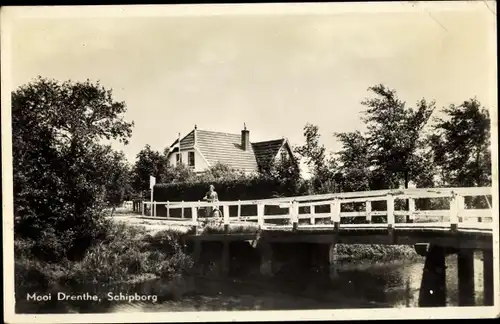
<box><xmin>167</xmin><ymin>128</ymin><xmax>296</xmax><ymax>173</ymax></box>
<box><xmin>252</xmin><ymin>139</ymin><xmax>286</xmax><ymax>170</ymax></box>
<box><xmin>196</xmin><ymin>130</ymin><xmax>259</xmax><ymax>172</ymax></box>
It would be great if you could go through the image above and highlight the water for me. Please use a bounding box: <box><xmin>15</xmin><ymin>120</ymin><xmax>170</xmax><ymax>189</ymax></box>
<box><xmin>15</xmin><ymin>252</ymin><xmax>487</xmax><ymax>314</ymax></box>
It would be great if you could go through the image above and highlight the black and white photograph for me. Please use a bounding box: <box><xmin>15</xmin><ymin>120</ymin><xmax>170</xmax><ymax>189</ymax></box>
<box><xmin>1</xmin><ymin>2</ymin><xmax>498</xmax><ymax>323</ymax></box>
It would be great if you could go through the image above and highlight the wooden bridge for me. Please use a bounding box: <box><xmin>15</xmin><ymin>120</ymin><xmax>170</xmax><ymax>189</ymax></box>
<box><xmin>135</xmin><ymin>186</ymin><xmax>495</xmax><ymax>307</ymax></box>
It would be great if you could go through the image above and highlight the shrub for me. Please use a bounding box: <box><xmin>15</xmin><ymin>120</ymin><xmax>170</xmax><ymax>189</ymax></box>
<box><xmin>154</xmin><ymin>176</ymin><xmax>308</xmax><ymax>203</ymax></box>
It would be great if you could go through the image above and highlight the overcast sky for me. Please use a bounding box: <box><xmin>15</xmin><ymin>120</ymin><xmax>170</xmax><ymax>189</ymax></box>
<box><xmin>6</xmin><ymin>2</ymin><xmax>497</xmax><ymax>167</ymax></box>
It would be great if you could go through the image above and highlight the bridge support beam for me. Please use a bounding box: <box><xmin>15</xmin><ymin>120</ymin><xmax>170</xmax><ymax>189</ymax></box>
<box><xmin>483</xmin><ymin>249</ymin><xmax>493</xmax><ymax>306</ymax></box>
<box><xmin>419</xmin><ymin>244</ymin><xmax>447</xmax><ymax>307</ymax></box>
<box><xmin>259</xmin><ymin>241</ymin><xmax>274</xmax><ymax>277</ymax></box>
<box><xmin>457</xmin><ymin>249</ymin><xmax>475</xmax><ymax>306</ymax></box>
<box><xmin>220</xmin><ymin>241</ymin><xmax>230</xmax><ymax>277</ymax></box>
<box><xmin>192</xmin><ymin>240</ymin><xmax>202</xmax><ymax>264</ymax></box>
<box><xmin>310</xmin><ymin>243</ymin><xmax>339</xmax><ymax>280</ymax></box>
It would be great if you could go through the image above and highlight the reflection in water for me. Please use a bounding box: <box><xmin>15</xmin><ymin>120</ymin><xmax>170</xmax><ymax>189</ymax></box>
<box><xmin>16</xmin><ymin>252</ymin><xmax>487</xmax><ymax>314</ymax></box>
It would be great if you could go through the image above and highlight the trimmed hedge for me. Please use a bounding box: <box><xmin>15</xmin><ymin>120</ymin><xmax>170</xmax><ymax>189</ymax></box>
<box><xmin>154</xmin><ymin>177</ymin><xmax>307</xmax><ymax>203</ymax></box>
<box><xmin>153</xmin><ymin>177</ymin><xmax>308</xmax><ymax>218</ymax></box>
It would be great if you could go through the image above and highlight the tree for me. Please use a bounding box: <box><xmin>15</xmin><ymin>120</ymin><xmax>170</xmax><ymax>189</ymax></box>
<box><xmin>103</xmin><ymin>150</ymin><xmax>133</xmax><ymax>216</ymax></box>
<box><xmin>334</xmin><ymin>131</ymin><xmax>372</xmax><ymax>192</ymax></box>
<box><xmin>361</xmin><ymin>84</ymin><xmax>436</xmax><ymax>189</ymax></box>
<box><xmin>197</xmin><ymin>162</ymin><xmax>245</xmax><ymax>182</ymax></box>
<box><xmin>12</xmin><ymin>76</ymin><xmax>134</xmax><ymax>261</ymax></box>
<box><xmin>258</xmin><ymin>152</ymin><xmax>303</xmax><ymax>195</ymax></box>
<box><xmin>295</xmin><ymin>124</ymin><xmax>336</xmax><ymax>193</ymax></box>
<box><xmin>131</xmin><ymin>145</ymin><xmax>169</xmax><ymax>196</ymax></box>
<box><xmin>429</xmin><ymin>98</ymin><xmax>491</xmax><ymax>187</ymax></box>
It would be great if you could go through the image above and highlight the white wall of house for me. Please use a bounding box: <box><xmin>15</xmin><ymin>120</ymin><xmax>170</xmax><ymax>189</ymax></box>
<box><xmin>168</xmin><ymin>149</ymin><xmax>210</xmax><ymax>172</ymax></box>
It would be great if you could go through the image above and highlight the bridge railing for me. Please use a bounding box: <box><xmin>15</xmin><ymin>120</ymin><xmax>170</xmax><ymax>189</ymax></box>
<box><xmin>140</xmin><ymin>187</ymin><xmax>493</xmax><ymax>232</ymax></box>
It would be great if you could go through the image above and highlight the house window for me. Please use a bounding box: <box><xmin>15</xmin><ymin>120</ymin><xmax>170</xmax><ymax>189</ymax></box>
<box><xmin>188</xmin><ymin>151</ymin><xmax>195</xmax><ymax>167</ymax></box>
<box><xmin>176</xmin><ymin>153</ymin><xmax>181</xmax><ymax>165</ymax></box>
<box><xmin>281</xmin><ymin>150</ymin><xmax>288</xmax><ymax>162</ymax></box>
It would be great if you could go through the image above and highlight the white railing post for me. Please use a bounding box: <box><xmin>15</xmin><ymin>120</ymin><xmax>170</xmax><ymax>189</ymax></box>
<box><xmin>457</xmin><ymin>194</ymin><xmax>465</xmax><ymax>222</ymax></box>
<box><xmin>153</xmin><ymin>202</ymin><xmax>156</xmax><ymax>217</ymax></box>
<box><xmin>387</xmin><ymin>194</ymin><xmax>395</xmax><ymax>228</ymax></box>
<box><xmin>450</xmin><ymin>192</ymin><xmax>459</xmax><ymax>232</ymax></box>
<box><xmin>365</xmin><ymin>201</ymin><xmax>372</xmax><ymax>223</ymax></box>
<box><xmin>310</xmin><ymin>205</ymin><xmax>315</xmax><ymax>225</ymax></box>
<box><xmin>332</xmin><ymin>199</ymin><xmax>341</xmax><ymax>231</ymax></box>
<box><xmin>257</xmin><ymin>203</ymin><xmax>265</xmax><ymax>228</ymax></box>
<box><xmin>223</xmin><ymin>205</ymin><xmax>230</xmax><ymax>232</ymax></box>
<box><xmin>292</xmin><ymin>200</ymin><xmax>299</xmax><ymax>230</ymax></box>
<box><xmin>166</xmin><ymin>201</ymin><xmax>170</xmax><ymax>218</ymax></box>
<box><xmin>191</xmin><ymin>206</ymin><xmax>198</xmax><ymax>229</ymax></box>
<box><xmin>408</xmin><ymin>197</ymin><xmax>415</xmax><ymax>223</ymax></box>
<box><xmin>181</xmin><ymin>200</ymin><xmax>185</xmax><ymax>218</ymax></box>
<box><xmin>237</xmin><ymin>200</ymin><xmax>241</xmax><ymax>220</ymax></box>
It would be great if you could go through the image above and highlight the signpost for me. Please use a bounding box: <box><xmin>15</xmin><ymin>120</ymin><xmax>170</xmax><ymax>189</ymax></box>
<box><xmin>150</xmin><ymin>176</ymin><xmax>156</xmax><ymax>216</ymax></box>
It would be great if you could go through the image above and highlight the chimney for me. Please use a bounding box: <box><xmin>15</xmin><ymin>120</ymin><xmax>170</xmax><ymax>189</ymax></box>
<box><xmin>241</xmin><ymin>123</ymin><xmax>250</xmax><ymax>151</ymax></box>
<box><xmin>194</xmin><ymin>124</ymin><xmax>197</xmax><ymax>146</ymax></box>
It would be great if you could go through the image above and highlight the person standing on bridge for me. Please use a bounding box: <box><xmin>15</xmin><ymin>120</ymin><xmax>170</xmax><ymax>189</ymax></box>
<box><xmin>203</xmin><ymin>185</ymin><xmax>219</xmax><ymax>218</ymax></box>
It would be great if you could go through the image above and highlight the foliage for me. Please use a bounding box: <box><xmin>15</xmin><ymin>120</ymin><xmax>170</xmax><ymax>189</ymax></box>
<box><xmin>154</xmin><ymin>176</ymin><xmax>307</xmax><ymax>203</ymax></box>
<box><xmin>429</xmin><ymin>98</ymin><xmax>491</xmax><ymax>187</ymax></box>
<box><xmin>335</xmin><ymin>244</ymin><xmax>418</xmax><ymax>262</ymax></box>
<box><xmin>196</xmin><ymin>162</ymin><xmax>248</xmax><ymax>182</ymax></box>
<box><xmin>259</xmin><ymin>152</ymin><xmax>303</xmax><ymax>196</ymax></box>
<box><xmin>12</xmin><ymin>76</ymin><xmax>134</xmax><ymax>261</ymax></box>
<box><xmin>103</xmin><ymin>150</ymin><xmax>134</xmax><ymax>213</ymax></box>
<box><xmin>295</xmin><ymin>124</ymin><xmax>337</xmax><ymax>193</ymax></box>
<box><xmin>360</xmin><ymin>84</ymin><xmax>436</xmax><ymax>189</ymax></box>
<box><xmin>15</xmin><ymin>223</ymin><xmax>194</xmax><ymax>289</ymax></box>
<box><xmin>334</xmin><ymin>131</ymin><xmax>372</xmax><ymax>192</ymax></box>
<box><xmin>131</xmin><ymin>145</ymin><xmax>171</xmax><ymax>197</ymax></box>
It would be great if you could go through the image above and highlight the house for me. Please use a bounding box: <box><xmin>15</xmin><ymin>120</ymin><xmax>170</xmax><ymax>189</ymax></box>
<box><xmin>165</xmin><ymin>125</ymin><xmax>298</xmax><ymax>175</ymax></box>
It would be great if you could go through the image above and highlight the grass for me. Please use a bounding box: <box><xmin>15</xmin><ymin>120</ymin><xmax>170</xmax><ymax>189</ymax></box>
<box><xmin>200</xmin><ymin>219</ymin><xmax>260</xmax><ymax>234</ymax></box>
<box><xmin>15</xmin><ymin>222</ymin><xmax>195</xmax><ymax>291</ymax></box>
<box><xmin>335</xmin><ymin>244</ymin><xmax>419</xmax><ymax>262</ymax></box>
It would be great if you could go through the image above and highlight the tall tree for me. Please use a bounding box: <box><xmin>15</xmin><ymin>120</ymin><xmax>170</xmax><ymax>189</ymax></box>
<box><xmin>295</xmin><ymin>123</ymin><xmax>336</xmax><ymax>193</ymax></box>
<box><xmin>429</xmin><ymin>98</ymin><xmax>491</xmax><ymax>187</ymax></box>
<box><xmin>131</xmin><ymin>145</ymin><xmax>169</xmax><ymax>196</ymax></box>
<box><xmin>103</xmin><ymin>150</ymin><xmax>133</xmax><ymax>215</ymax></box>
<box><xmin>334</xmin><ymin>131</ymin><xmax>372</xmax><ymax>192</ymax></box>
<box><xmin>361</xmin><ymin>84</ymin><xmax>436</xmax><ymax>189</ymax></box>
<box><xmin>12</xmin><ymin>76</ymin><xmax>134</xmax><ymax>260</ymax></box>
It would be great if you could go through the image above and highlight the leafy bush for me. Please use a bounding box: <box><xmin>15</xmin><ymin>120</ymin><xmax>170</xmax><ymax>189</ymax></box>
<box><xmin>12</xmin><ymin>77</ymin><xmax>134</xmax><ymax>261</ymax></box>
<box><xmin>154</xmin><ymin>176</ymin><xmax>307</xmax><ymax>203</ymax></box>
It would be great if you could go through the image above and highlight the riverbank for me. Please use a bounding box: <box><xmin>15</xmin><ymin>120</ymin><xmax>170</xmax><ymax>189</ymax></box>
<box><xmin>15</xmin><ymin>220</ymin><xmax>418</xmax><ymax>294</ymax></box>
<box><xmin>15</xmin><ymin>223</ymin><xmax>195</xmax><ymax>292</ymax></box>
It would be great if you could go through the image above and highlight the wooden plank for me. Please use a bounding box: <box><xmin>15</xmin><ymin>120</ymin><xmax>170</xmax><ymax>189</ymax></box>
<box><xmin>408</xmin><ymin>198</ymin><xmax>416</xmax><ymax>220</ymax></box>
<box><xmin>458</xmin><ymin>209</ymin><xmax>493</xmax><ymax>217</ymax></box>
<box><xmin>449</xmin><ymin>193</ymin><xmax>459</xmax><ymax>231</ymax></box>
<box><xmin>223</xmin><ymin>205</ymin><xmax>230</xmax><ymax>225</ymax></box>
<box><xmin>257</xmin><ymin>203</ymin><xmax>265</xmax><ymax>227</ymax></box>
<box><xmin>387</xmin><ymin>194</ymin><xmax>395</xmax><ymax>227</ymax></box>
<box><xmin>366</xmin><ymin>201</ymin><xmax>372</xmax><ymax>223</ymax></box>
<box><xmin>263</xmin><ymin>215</ymin><xmax>292</xmax><ymax>220</ymax></box>
<box><xmin>191</xmin><ymin>206</ymin><xmax>197</xmax><ymax>223</ymax></box>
